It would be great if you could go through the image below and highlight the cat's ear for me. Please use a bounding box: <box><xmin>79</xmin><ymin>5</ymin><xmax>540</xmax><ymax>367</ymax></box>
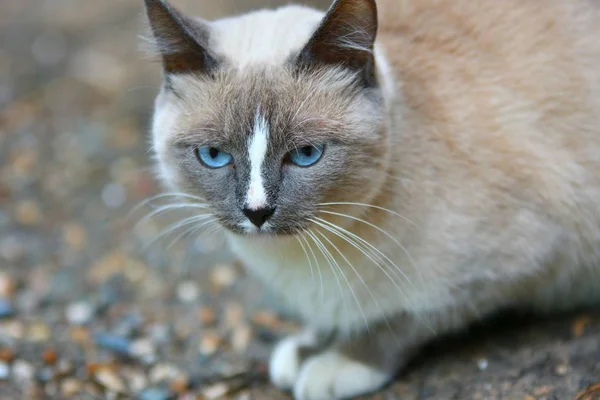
<box><xmin>297</xmin><ymin>0</ymin><xmax>378</xmax><ymax>85</ymax></box>
<box><xmin>144</xmin><ymin>0</ymin><xmax>219</xmax><ymax>75</ymax></box>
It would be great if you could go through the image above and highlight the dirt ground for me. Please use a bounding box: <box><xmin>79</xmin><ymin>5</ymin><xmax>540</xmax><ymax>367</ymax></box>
<box><xmin>0</xmin><ymin>0</ymin><xmax>599</xmax><ymax>399</ymax></box>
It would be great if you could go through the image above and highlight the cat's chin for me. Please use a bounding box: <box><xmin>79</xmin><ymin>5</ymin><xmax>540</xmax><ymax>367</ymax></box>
<box><xmin>224</xmin><ymin>224</ymin><xmax>305</xmax><ymax>239</ymax></box>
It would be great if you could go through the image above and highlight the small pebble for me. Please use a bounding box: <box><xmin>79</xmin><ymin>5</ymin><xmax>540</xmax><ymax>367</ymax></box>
<box><xmin>0</xmin><ymin>348</ymin><xmax>15</xmax><ymax>363</ymax></box>
<box><xmin>169</xmin><ymin>374</ymin><xmax>189</xmax><ymax>394</ymax></box>
<box><xmin>61</xmin><ymin>378</ymin><xmax>82</xmax><ymax>397</ymax></box>
<box><xmin>0</xmin><ymin>361</ymin><xmax>9</xmax><ymax>380</ymax></box>
<box><xmin>224</xmin><ymin>302</ymin><xmax>244</xmax><ymax>328</ymax></box>
<box><xmin>477</xmin><ymin>358</ymin><xmax>488</xmax><ymax>371</ymax></box>
<box><xmin>113</xmin><ymin>312</ymin><xmax>143</xmax><ymax>337</ymax></box>
<box><xmin>94</xmin><ymin>367</ymin><xmax>127</xmax><ymax>393</ymax></box>
<box><xmin>55</xmin><ymin>360</ymin><xmax>74</xmax><ymax>378</ymax></box>
<box><xmin>555</xmin><ymin>364</ymin><xmax>568</xmax><ymax>376</ymax></box>
<box><xmin>176</xmin><ymin>281</ymin><xmax>200</xmax><ymax>303</ymax></box>
<box><xmin>42</xmin><ymin>348</ymin><xmax>58</xmax><ymax>365</ymax></box>
<box><xmin>199</xmin><ymin>307</ymin><xmax>216</xmax><ymax>326</ymax></box>
<box><xmin>533</xmin><ymin>385</ymin><xmax>553</xmax><ymax>396</ymax></box>
<box><xmin>102</xmin><ymin>183</ymin><xmax>127</xmax><ymax>209</ymax></box>
<box><xmin>572</xmin><ymin>316</ymin><xmax>591</xmax><ymax>338</ymax></box>
<box><xmin>149</xmin><ymin>324</ymin><xmax>171</xmax><ymax>344</ymax></box>
<box><xmin>199</xmin><ymin>331</ymin><xmax>221</xmax><ymax>356</ymax></box>
<box><xmin>252</xmin><ymin>310</ymin><xmax>281</xmax><ymax>329</ymax></box>
<box><xmin>149</xmin><ymin>363</ymin><xmax>179</xmax><ymax>384</ymax></box>
<box><xmin>0</xmin><ymin>236</ymin><xmax>26</xmax><ymax>263</ymax></box>
<box><xmin>0</xmin><ymin>273</ymin><xmax>15</xmax><ymax>297</ymax></box>
<box><xmin>210</xmin><ymin>264</ymin><xmax>237</xmax><ymax>289</ymax></box>
<box><xmin>130</xmin><ymin>338</ymin><xmax>156</xmax><ymax>364</ymax></box>
<box><xmin>66</xmin><ymin>301</ymin><xmax>94</xmax><ymax>325</ymax></box>
<box><xmin>139</xmin><ymin>388</ymin><xmax>172</xmax><ymax>400</ymax></box>
<box><xmin>0</xmin><ymin>298</ymin><xmax>14</xmax><ymax>319</ymax></box>
<box><xmin>203</xmin><ymin>383</ymin><xmax>229</xmax><ymax>399</ymax></box>
<box><xmin>231</xmin><ymin>324</ymin><xmax>252</xmax><ymax>354</ymax></box>
<box><xmin>125</xmin><ymin>370</ymin><xmax>147</xmax><ymax>393</ymax></box>
<box><xmin>12</xmin><ymin>360</ymin><xmax>34</xmax><ymax>382</ymax></box>
<box><xmin>35</xmin><ymin>366</ymin><xmax>54</xmax><ymax>382</ymax></box>
<box><xmin>69</xmin><ymin>326</ymin><xmax>91</xmax><ymax>344</ymax></box>
<box><xmin>27</xmin><ymin>322</ymin><xmax>51</xmax><ymax>342</ymax></box>
<box><xmin>237</xmin><ymin>393</ymin><xmax>251</xmax><ymax>400</ymax></box>
<box><xmin>0</xmin><ymin>320</ymin><xmax>24</xmax><ymax>339</ymax></box>
<box><xmin>93</xmin><ymin>333</ymin><xmax>131</xmax><ymax>356</ymax></box>
<box><xmin>15</xmin><ymin>200</ymin><xmax>42</xmax><ymax>226</ymax></box>
<box><xmin>16</xmin><ymin>290</ymin><xmax>38</xmax><ymax>315</ymax></box>
<box><xmin>63</xmin><ymin>222</ymin><xmax>87</xmax><ymax>250</ymax></box>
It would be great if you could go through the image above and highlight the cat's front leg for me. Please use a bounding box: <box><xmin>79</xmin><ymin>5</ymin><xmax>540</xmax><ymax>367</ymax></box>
<box><xmin>271</xmin><ymin>315</ymin><xmax>428</xmax><ymax>400</ymax></box>
<box><xmin>269</xmin><ymin>329</ymin><xmax>333</xmax><ymax>390</ymax></box>
<box><xmin>293</xmin><ymin>350</ymin><xmax>392</xmax><ymax>400</ymax></box>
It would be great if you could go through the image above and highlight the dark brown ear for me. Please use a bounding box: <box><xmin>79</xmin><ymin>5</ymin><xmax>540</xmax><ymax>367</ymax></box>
<box><xmin>297</xmin><ymin>0</ymin><xmax>378</xmax><ymax>85</ymax></box>
<box><xmin>144</xmin><ymin>0</ymin><xmax>219</xmax><ymax>75</ymax></box>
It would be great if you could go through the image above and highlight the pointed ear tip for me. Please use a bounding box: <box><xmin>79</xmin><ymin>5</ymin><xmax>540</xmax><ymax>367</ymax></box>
<box><xmin>334</xmin><ymin>0</ymin><xmax>378</xmax><ymax>19</ymax></box>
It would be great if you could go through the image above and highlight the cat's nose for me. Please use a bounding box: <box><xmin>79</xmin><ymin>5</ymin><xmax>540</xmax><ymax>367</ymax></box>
<box><xmin>243</xmin><ymin>206</ymin><xmax>276</xmax><ymax>228</ymax></box>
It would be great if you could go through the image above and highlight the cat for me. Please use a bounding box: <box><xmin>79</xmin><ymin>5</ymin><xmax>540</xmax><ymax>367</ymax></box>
<box><xmin>143</xmin><ymin>0</ymin><xmax>600</xmax><ymax>398</ymax></box>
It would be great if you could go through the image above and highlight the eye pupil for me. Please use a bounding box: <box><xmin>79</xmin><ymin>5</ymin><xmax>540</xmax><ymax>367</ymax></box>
<box><xmin>195</xmin><ymin>146</ymin><xmax>232</xmax><ymax>168</ymax></box>
<box><xmin>287</xmin><ymin>144</ymin><xmax>324</xmax><ymax>167</ymax></box>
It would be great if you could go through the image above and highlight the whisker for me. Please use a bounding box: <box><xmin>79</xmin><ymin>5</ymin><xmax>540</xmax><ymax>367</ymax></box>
<box><xmin>295</xmin><ymin>234</ymin><xmax>315</xmax><ymax>283</ymax></box>
<box><xmin>317</xmin><ymin>210</ymin><xmax>422</xmax><ymax>285</ymax></box>
<box><xmin>299</xmin><ymin>231</ymin><xmax>324</xmax><ymax>302</ymax></box>
<box><xmin>312</xmin><ymin>228</ymin><xmax>373</xmax><ymax>336</ymax></box>
<box><xmin>314</xmin><ymin>217</ymin><xmax>414</xmax><ymax>296</ymax></box>
<box><xmin>317</xmin><ymin>202</ymin><xmax>418</xmax><ymax>229</ymax></box>
<box><xmin>131</xmin><ymin>192</ymin><xmax>207</xmax><ymax>213</ymax></box>
<box><xmin>142</xmin><ymin>214</ymin><xmax>213</xmax><ymax>251</ymax></box>
<box><xmin>313</xmin><ymin>217</ymin><xmax>436</xmax><ymax>334</ymax></box>
<box><xmin>134</xmin><ymin>203</ymin><xmax>211</xmax><ymax>229</ymax></box>
<box><xmin>305</xmin><ymin>229</ymin><xmax>352</xmax><ymax>338</ymax></box>
<box><xmin>166</xmin><ymin>218</ymin><xmax>217</xmax><ymax>250</ymax></box>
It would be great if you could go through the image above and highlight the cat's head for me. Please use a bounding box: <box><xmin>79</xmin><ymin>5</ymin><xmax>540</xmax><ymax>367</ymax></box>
<box><xmin>146</xmin><ymin>0</ymin><xmax>392</xmax><ymax>236</ymax></box>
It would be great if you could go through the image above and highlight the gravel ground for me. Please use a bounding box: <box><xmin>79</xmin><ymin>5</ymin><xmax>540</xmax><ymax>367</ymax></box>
<box><xmin>1</xmin><ymin>1</ymin><xmax>599</xmax><ymax>399</ymax></box>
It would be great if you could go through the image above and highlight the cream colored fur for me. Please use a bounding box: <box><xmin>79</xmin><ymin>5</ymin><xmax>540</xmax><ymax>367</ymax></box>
<box><xmin>150</xmin><ymin>0</ymin><xmax>600</xmax><ymax>399</ymax></box>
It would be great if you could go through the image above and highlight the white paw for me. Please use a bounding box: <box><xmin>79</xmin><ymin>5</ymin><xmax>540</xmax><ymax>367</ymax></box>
<box><xmin>293</xmin><ymin>351</ymin><xmax>389</xmax><ymax>400</ymax></box>
<box><xmin>269</xmin><ymin>331</ymin><xmax>318</xmax><ymax>390</ymax></box>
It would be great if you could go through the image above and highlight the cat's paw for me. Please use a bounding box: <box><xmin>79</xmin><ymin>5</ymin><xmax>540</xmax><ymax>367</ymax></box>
<box><xmin>269</xmin><ymin>336</ymin><xmax>302</xmax><ymax>389</ymax></box>
<box><xmin>269</xmin><ymin>330</ymin><xmax>319</xmax><ymax>390</ymax></box>
<box><xmin>293</xmin><ymin>351</ymin><xmax>389</xmax><ymax>400</ymax></box>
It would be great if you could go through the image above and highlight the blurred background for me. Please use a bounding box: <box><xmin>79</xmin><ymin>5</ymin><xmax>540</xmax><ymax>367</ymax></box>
<box><xmin>0</xmin><ymin>0</ymin><xmax>599</xmax><ymax>399</ymax></box>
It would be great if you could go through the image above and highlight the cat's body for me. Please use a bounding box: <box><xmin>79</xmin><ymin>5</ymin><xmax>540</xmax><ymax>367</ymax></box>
<box><xmin>145</xmin><ymin>0</ymin><xmax>600</xmax><ymax>398</ymax></box>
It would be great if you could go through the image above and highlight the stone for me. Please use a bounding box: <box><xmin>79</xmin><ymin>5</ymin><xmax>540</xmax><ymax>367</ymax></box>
<box><xmin>176</xmin><ymin>281</ymin><xmax>200</xmax><ymax>303</ymax></box>
<box><xmin>210</xmin><ymin>264</ymin><xmax>238</xmax><ymax>289</ymax></box>
<box><xmin>0</xmin><ymin>298</ymin><xmax>14</xmax><ymax>319</ymax></box>
<box><xmin>61</xmin><ymin>378</ymin><xmax>82</xmax><ymax>397</ymax></box>
<box><xmin>93</xmin><ymin>333</ymin><xmax>131</xmax><ymax>356</ymax></box>
<box><xmin>66</xmin><ymin>301</ymin><xmax>94</xmax><ymax>325</ymax></box>
<box><xmin>12</xmin><ymin>360</ymin><xmax>34</xmax><ymax>382</ymax></box>
<box><xmin>0</xmin><ymin>273</ymin><xmax>15</xmax><ymax>297</ymax></box>
<box><xmin>139</xmin><ymin>388</ymin><xmax>172</xmax><ymax>400</ymax></box>
<box><xmin>0</xmin><ymin>361</ymin><xmax>9</xmax><ymax>380</ymax></box>
<box><xmin>94</xmin><ymin>367</ymin><xmax>127</xmax><ymax>393</ymax></box>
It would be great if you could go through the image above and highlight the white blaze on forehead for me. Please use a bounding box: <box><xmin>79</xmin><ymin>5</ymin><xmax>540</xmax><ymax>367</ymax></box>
<box><xmin>246</xmin><ymin>113</ymin><xmax>270</xmax><ymax>210</ymax></box>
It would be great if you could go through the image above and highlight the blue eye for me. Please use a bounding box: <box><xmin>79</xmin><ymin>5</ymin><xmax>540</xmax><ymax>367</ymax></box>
<box><xmin>288</xmin><ymin>145</ymin><xmax>324</xmax><ymax>167</ymax></box>
<box><xmin>195</xmin><ymin>146</ymin><xmax>233</xmax><ymax>168</ymax></box>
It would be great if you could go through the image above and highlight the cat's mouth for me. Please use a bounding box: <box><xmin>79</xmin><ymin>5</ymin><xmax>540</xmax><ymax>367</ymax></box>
<box><xmin>225</xmin><ymin>220</ymin><xmax>309</xmax><ymax>237</ymax></box>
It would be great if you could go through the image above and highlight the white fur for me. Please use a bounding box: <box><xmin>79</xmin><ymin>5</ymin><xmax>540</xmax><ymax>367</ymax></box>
<box><xmin>294</xmin><ymin>351</ymin><xmax>388</xmax><ymax>400</ymax></box>
<box><xmin>246</xmin><ymin>112</ymin><xmax>270</xmax><ymax>210</ymax></box>
<box><xmin>151</xmin><ymin>96</ymin><xmax>179</xmax><ymax>186</ymax></box>
<box><xmin>210</xmin><ymin>6</ymin><xmax>324</xmax><ymax>68</ymax></box>
<box><xmin>269</xmin><ymin>330</ymin><xmax>319</xmax><ymax>390</ymax></box>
